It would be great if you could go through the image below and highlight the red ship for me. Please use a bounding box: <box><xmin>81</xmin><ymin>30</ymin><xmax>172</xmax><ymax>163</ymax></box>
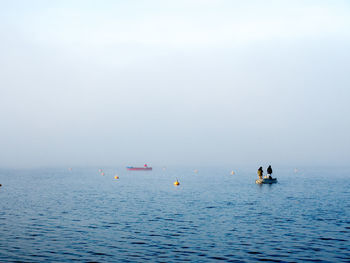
<box><xmin>126</xmin><ymin>164</ymin><xmax>152</xmax><ymax>171</ymax></box>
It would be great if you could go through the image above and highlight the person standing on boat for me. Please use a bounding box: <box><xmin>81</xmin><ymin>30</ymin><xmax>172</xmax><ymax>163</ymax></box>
<box><xmin>257</xmin><ymin>167</ymin><xmax>263</xmax><ymax>179</ymax></box>
<box><xmin>267</xmin><ymin>165</ymin><xmax>273</xmax><ymax>179</ymax></box>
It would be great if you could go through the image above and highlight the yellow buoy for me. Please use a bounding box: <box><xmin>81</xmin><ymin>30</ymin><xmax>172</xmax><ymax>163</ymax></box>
<box><xmin>174</xmin><ymin>180</ymin><xmax>180</xmax><ymax>186</ymax></box>
<box><xmin>114</xmin><ymin>175</ymin><xmax>119</xmax><ymax>179</ymax></box>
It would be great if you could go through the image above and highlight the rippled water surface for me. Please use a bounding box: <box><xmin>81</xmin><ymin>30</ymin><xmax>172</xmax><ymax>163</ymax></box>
<box><xmin>0</xmin><ymin>167</ymin><xmax>349</xmax><ymax>262</ymax></box>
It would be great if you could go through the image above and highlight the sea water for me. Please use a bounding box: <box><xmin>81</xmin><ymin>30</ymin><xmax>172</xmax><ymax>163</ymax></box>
<box><xmin>0</xmin><ymin>166</ymin><xmax>349</xmax><ymax>262</ymax></box>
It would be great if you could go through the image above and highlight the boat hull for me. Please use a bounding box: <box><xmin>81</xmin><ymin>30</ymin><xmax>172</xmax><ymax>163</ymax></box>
<box><xmin>126</xmin><ymin>167</ymin><xmax>152</xmax><ymax>171</ymax></box>
<box><xmin>256</xmin><ymin>178</ymin><xmax>277</xmax><ymax>184</ymax></box>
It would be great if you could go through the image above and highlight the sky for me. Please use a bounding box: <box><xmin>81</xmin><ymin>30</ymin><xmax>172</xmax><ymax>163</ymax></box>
<box><xmin>0</xmin><ymin>0</ymin><xmax>350</xmax><ymax>168</ymax></box>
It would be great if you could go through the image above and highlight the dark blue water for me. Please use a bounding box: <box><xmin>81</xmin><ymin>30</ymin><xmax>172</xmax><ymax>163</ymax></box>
<box><xmin>0</xmin><ymin>166</ymin><xmax>349</xmax><ymax>262</ymax></box>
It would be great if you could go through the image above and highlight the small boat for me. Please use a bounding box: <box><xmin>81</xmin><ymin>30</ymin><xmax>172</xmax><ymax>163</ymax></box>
<box><xmin>126</xmin><ymin>164</ymin><xmax>152</xmax><ymax>171</ymax></box>
<box><xmin>255</xmin><ymin>178</ymin><xmax>277</xmax><ymax>184</ymax></box>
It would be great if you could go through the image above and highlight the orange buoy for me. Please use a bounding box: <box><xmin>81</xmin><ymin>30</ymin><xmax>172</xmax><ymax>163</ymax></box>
<box><xmin>114</xmin><ymin>175</ymin><xmax>119</xmax><ymax>179</ymax></box>
<box><xmin>101</xmin><ymin>172</ymin><xmax>105</xmax><ymax>176</ymax></box>
<box><xmin>174</xmin><ymin>180</ymin><xmax>180</xmax><ymax>186</ymax></box>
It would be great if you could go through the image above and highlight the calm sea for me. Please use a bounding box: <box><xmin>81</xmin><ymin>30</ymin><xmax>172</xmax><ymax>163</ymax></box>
<box><xmin>0</xmin><ymin>166</ymin><xmax>349</xmax><ymax>262</ymax></box>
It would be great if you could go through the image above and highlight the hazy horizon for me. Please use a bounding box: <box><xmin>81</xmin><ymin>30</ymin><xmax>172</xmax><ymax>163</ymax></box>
<box><xmin>1</xmin><ymin>1</ymin><xmax>350</xmax><ymax>168</ymax></box>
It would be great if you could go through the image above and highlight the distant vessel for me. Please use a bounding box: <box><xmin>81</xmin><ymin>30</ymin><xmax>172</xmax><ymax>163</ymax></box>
<box><xmin>126</xmin><ymin>164</ymin><xmax>152</xmax><ymax>171</ymax></box>
<box><xmin>256</xmin><ymin>178</ymin><xmax>277</xmax><ymax>184</ymax></box>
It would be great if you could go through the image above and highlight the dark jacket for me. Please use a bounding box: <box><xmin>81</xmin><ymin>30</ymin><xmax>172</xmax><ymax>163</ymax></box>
<box><xmin>267</xmin><ymin>166</ymin><xmax>273</xmax><ymax>174</ymax></box>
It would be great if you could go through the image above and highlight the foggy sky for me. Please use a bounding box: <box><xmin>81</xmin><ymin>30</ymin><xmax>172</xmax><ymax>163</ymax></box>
<box><xmin>1</xmin><ymin>0</ymin><xmax>350</xmax><ymax>168</ymax></box>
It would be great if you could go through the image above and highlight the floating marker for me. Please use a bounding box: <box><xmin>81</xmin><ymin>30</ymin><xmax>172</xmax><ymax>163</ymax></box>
<box><xmin>101</xmin><ymin>172</ymin><xmax>105</xmax><ymax>176</ymax></box>
<box><xmin>231</xmin><ymin>170</ymin><xmax>235</xmax><ymax>175</ymax></box>
<box><xmin>114</xmin><ymin>175</ymin><xmax>119</xmax><ymax>179</ymax></box>
<box><xmin>174</xmin><ymin>179</ymin><xmax>180</xmax><ymax>186</ymax></box>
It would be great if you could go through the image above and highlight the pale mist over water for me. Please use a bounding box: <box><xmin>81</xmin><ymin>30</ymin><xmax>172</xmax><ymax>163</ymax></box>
<box><xmin>0</xmin><ymin>1</ymin><xmax>350</xmax><ymax>168</ymax></box>
<box><xmin>1</xmin><ymin>3</ymin><xmax>350</xmax><ymax>262</ymax></box>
